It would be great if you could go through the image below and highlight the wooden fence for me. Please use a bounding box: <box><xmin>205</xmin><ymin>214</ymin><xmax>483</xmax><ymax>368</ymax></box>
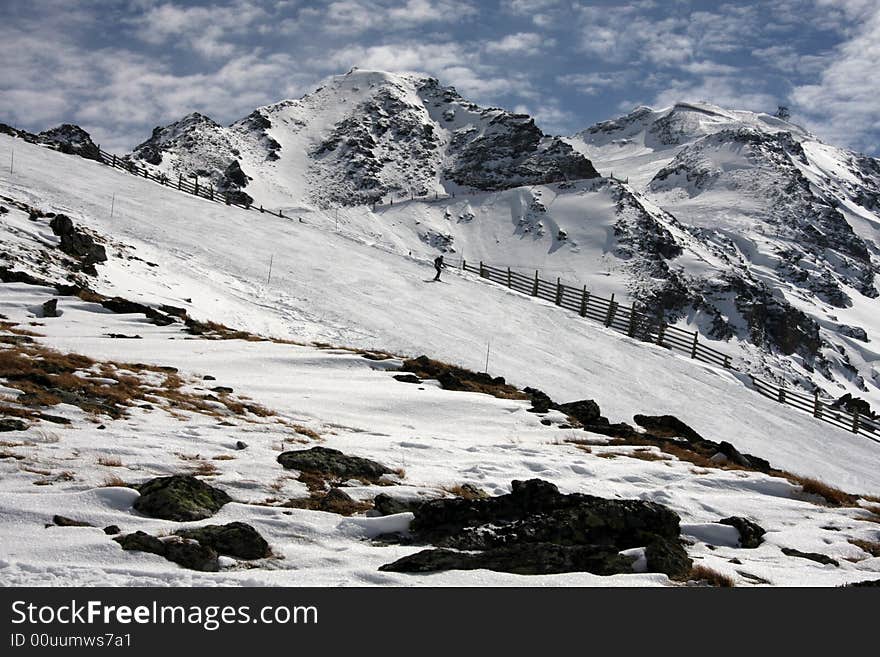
<box><xmin>464</xmin><ymin>259</ymin><xmax>880</xmax><ymax>443</ymax></box>
<box><xmin>94</xmin><ymin>148</ymin><xmax>287</xmax><ymax>218</ymax></box>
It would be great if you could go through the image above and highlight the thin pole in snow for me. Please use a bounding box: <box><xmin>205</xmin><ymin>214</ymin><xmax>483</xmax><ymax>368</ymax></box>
<box><xmin>484</xmin><ymin>340</ymin><xmax>490</xmax><ymax>374</ymax></box>
<box><xmin>267</xmin><ymin>254</ymin><xmax>274</xmax><ymax>285</ymax></box>
<box><xmin>9</xmin><ymin>147</ymin><xmax>14</xmax><ymax>174</ymax></box>
<box><xmin>110</xmin><ymin>193</ymin><xmax>116</xmax><ymax>218</ymax></box>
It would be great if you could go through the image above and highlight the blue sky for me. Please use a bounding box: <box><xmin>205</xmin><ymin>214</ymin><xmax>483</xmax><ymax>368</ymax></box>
<box><xmin>1</xmin><ymin>0</ymin><xmax>878</xmax><ymax>154</ymax></box>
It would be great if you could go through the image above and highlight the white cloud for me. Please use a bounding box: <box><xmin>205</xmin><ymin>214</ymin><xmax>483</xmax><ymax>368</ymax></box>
<box><xmin>790</xmin><ymin>4</ymin><xmax>880</xmax><ymax>153</ymax></box>
<box><xmin>485</xmin><ymin>32</ymin><xmax>548</xmax><ymax>56</ymax></box>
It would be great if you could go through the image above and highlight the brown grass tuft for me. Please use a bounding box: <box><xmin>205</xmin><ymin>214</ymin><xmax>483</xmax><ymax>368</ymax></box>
<box><xmin>788</xmin><ymin>476</ymin><xmax>858</xmax><ymax>507</ymax></box>
<box><xmin>849</xmin><ymin>539</ymin><xmax>880</xmax><ymax>558</ymax></box>
<box><xmin>687</xmin><ymin>565</ymin><xmax>735</xmax><ymax>587</ymax></box>
<box><xmin>100</xmin><ymin>475</ymin><xmax>127</xmax><ymax>487</ymax></box>
<box><xmin>97</xmin><ymin>456</ymin><xmax>122</xmax><ymax>467</ymax></box>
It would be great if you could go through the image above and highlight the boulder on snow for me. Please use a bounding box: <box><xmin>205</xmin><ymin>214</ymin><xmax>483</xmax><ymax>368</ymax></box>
<box><xmin>633</xmin><ymin>414</ymin><xmax>704</xmax><ymax>442</ymax></box>
<box><xmin>49</xmin><ymin>214</ymin><xmax>107</xmax><ymax>265</ymax></box>
<box><xmin>719</xmin><ymin>517</ymin><xmax>765</xmax><ymax>549</ymax></box>
<box><xmin>133</xmin><ymin>475</ymin><xmax>232</xmax><ymax>521</ymax></box>
<box><xmin>41</xmin><ymin>299</ymin><xmax>59</xmax><ymax>318</ymax></box>
<box><xmin>556</xmin><ymin>399</ymin><xmax>603</xmax><ymax>426</ymax></box>
<box><xmin>380</xmin><ymin>478</ymin><xmax>690</xmax><ymax>577</ymax></box>
<box><xmin>277</xmin><ymin>446</ymin><xmax>393</xmax><ymax>481</ymax></box>
<box><xmin>175</xmin><ymin>522</ymin><xmax>270</xmax><ymax>560</ymax></box>
<box><xmin>373</xmin><ymin>493</ymin><xmax>420</xmax><ymax>516</ymax></box>
<box><xmin>164</xmin><ymin>540</ymin><xmax>220</xmax><ymax>572</ymax></box>
<box><xmin>114</xmin><ymin>531</ymin><xmax>166</xmax><ymax>556</ymax></box>
<box><xmin>0</xmin><ymin>418</ymin><xmax>28</xmax><ymax>432</ymax></box>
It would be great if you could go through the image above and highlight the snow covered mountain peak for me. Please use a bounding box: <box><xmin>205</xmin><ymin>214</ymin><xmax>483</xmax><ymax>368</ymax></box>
<box><xmin>128</xmin><ymin>68</ymin><xmax>598</xmax><ymax>209</ymax></box>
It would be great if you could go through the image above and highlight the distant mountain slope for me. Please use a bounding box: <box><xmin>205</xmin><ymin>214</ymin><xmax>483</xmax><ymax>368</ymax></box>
<box><xmin>568</xmin><ymin>102</ymin><xmax>880</xmax><ymax>406</ymax></box>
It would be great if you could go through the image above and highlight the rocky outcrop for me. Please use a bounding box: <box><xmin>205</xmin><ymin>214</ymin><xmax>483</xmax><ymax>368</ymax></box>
<box><xmin>49</xmin><ymin>214</ymin><xmax>107</xmax><ymax>267</ymax></box>
<box><xmin>379</xmin><ymin>479</ymin><xmax>691</xmax><ymax>577</ymax></box>
<box><xmin>174</xmin><ymin>522</ymin><xmax>270</xmax><ymax>560</ymax></box>
<box><xmin>37</xmin><ymin>124</ymin><xmax>101</xmax><ymax>161</ymax></box>
<box><xmin>132</xmin><ymin>475</ymin><xmax>232</xmax><ymax>521</ymax></box>
<box><xmin>277</xmin><ymin>446</ymin><xmax>393</xmax><ymax>481</ymax></box>
<box><xmin>719</xmin><ymin>517</ymin><xmax>766</xmax><ymax>548</ymax></box>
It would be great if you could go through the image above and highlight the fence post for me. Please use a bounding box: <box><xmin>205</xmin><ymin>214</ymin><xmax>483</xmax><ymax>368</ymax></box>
<box><xmin>209</xmin><ymin>186</ymin><xmax>214</xmax><ymax>201</ymax></box>
<box><xmin>507</xmin><ymin>267</ymin><xmax>512</xmax><ymax>288</ymax></box>
<box><xmin>555</xmin><ymin>278</ymin><xmax>562</xmax><ymax>305</ymax></box>
<box><xmin>462</xmin><ymin>259</ymin><xmax>466</xmax><ymax>271</ymax></box>
<box><xmin>225</xmin><ymin>193</ymin><xmax>230</xmax><ymax>205</ymax></box>
<box><xmin>532</xmin><ymin>270</ymin><xmax>539</xmax><ymax>296</ymax></box>
<box><xmin>777</xmin><ymin>386</ymin><xmax>785</xmax><ymax>404</ymax></box>
<box><xmin>479</xmin><ymin>261</ymin><xmax>485</xmax><ymax>278</ymax></box>
<box><xmin>853</xmin><ymin>407</ymin><xmax>860</xmax><ymax>434</ymax></box>
<box><xmin>178</xmin><ymin>175</ymin><xmax>182</xmax><ymax>190</ymax></box>
<box><xmin>143</xmin><ymin>167</ymin><xmax>148</xmax><ymax>178</ymax></box>
<box><xmin>194</xmin><ymin>178</ymin><xmax>199</xmax><ymax>196</ymax></box>
<box><xmin>627</xmin><ymin>304</ymin><xmax>636</xmax><ymax>337</ymax></box>
<box><xmin>111</xmin><ymin>155</ymin><xmax>117</xmax><ymax>167</ymax></box>
<box><xmin>580</xmin><ymin>286</ymin><xmax>589</xmax><ymax>317</ymax></box>
<box><xmin>657</xmin><ymin>322</ymin><xmax>666</xmax><ymax>347</ymax></box>
<box><xmin>813</xmin><ymin>391</ymin><xmax>822</xmax><ymax>419</ymax></box>
<box><xmin>605</xmin><ymin>293</ymin><xmax>616</xmax><ymax>327</ymax></box>
<box><xmin>723</xmin><ymin>355</ymin><xmax>731</xmax><ymax>369</ymax></box>
<box><xmin>690</xmin><ymin>332</ymin><xmax>699</xmax><ymax>359</ymax></box>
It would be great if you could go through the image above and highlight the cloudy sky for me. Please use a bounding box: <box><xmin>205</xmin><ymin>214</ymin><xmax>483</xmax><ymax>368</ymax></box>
<box><xmin>1</xmin><ymin>0</ymin><xmax>878</xmax><ymax>154</ymax></box>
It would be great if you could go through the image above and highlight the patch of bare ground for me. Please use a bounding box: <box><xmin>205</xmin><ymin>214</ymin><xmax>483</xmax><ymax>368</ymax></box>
<box><xmin>849</xmin><ymin>539</ymin><xmax>880</xmax><ymax>558</ymax></box>
<box><xmin>684</xmin><ymin>564</ymin><xmax>735</xmax><ymax>587</ymax></box>
<box><xmin>0</xmin><ymin>340</ymin><xmax>275</xmax><ymax>422</ymax></box>
<box><xmin>399</xmin><ymin>355</ymin><xmax>528</xmax><ymax>401</ymax></box>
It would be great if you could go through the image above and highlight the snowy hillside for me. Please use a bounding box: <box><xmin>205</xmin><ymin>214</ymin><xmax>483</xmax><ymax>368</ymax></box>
<box><xmin>1</xmin><ymin>133</ymin><xmax>880</xmax><ymax>587</ymax></box>
<box><xmin>569</xmin><ymin>102</ymin><xmax>880</xmax><ymax>407</ymax></box>
<box><xmin>128</xmin><ymin>68</ymin><xmax>597</xmax><ymax>209</ymax></box>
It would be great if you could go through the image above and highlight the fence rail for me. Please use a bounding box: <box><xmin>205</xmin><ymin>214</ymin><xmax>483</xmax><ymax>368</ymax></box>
<box><xmin>94</xmin><ymin>148</ymin><xmax>288</xmax><ymax>218</ymax></box>
<box><xmin>464</xmin><ymin>259</ymin><xmax>880</xmax><ymax>443</ymax></box>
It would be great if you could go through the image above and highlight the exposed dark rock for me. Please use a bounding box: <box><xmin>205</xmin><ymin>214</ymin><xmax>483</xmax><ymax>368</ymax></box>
<box><xmin>781</xmin><ymin>547</ymin><xmax>838</xmax><ymax>566</ymax></box>
<box><xmin>52</xmin><ymin>515</ymin><xmax>93</xmax><ymax>528</ymax></box>
<box><xmin>211</xmin><ymin>386</ymin><xmax>233</xmax><ymax>394</ymax></box>
<box><xmin>37</xmin><ymin>124</ymin><xmax>101</xmax><ymax>161</ymax></box>
<box><xmin>644</xmin><ymin>536</ymin><xmax>692</xmax><ymax>578</ymax></box>
<box><xmin>234</xmin><ymin>441</ymin><xmax>248</xmax><ymax>450</ymax></box>
<box><xmin>0</xmin><ymin>418</ymin><xmax>28</xmax><ymax>432</ymax></box>
<box><xmin>49</xmin><ymin>214</ymin><xmax>107</xmax><ymax>265</ymax></box>
<box><xmin>164</xmin><ymin>540</ymin><xmax>220</xmax><ymax>572</ymax></box>
<box><xmin>277</xmin><ymin>446</ymin><xmax>393</xmax><ymax>481</ymax></box>
<box><xmin>830</xmin><ymin>393</ymin><xmax>875</xmax><ymax>418</ymax></box>
<box><xmin>719</xmin><ymin>517</ymin><xmax>766</xmax><ymax>549</ymax></box>
<box><xmin>847</xmin><ymin>579</ymin><xmax>880</xmax><ymax>587</ymax></box>
<box><xmin>523</xmin><ymin>387</ymin><xmax>554</xmax><ymax>413</ymax></box>
<box><xmin>393</xmin><ymin>374</ymin><xmax>421</xmax><ymax>384</ymax></box>
<box><xmin>133</xmin><ymin>475</ymin><xmax>232</xmax><ymax>521</ymax></box>
<box><xmin>380</xmin><ymin>543</ymin><xmax>636</xmax><ymax>576</ymax></box>
<box><xmin>556</xmin><ymin>399</ymin><xmax>602</xmax><ymax>426</ymax></box>
<box><xmin>175</xmin><ymin>522</ymin><xmax>270</xmax><ymax>560</ymax></box>
<box><xmin>41</xmin><ymin>299</ymin><xmax>59</xmax><ymax>318</ymax></box>
<box><xmin>716</xmin><ymin>441</ymin><xmax>772</xmax><ymax>471</ymax></box>
<box><xmin>400</xmin><ymin>355</ymin><xmax>523</xmax><ymax>399</ymax></box>
<box><xmin>103</xmin><ymin>525</ymin><xmax>121</xmax><ymax>535</ymax></box>
<box><xmin>380</xmin><ymin>478</ymin><xmax>689</xmax><ymax>577</ymax></box>
<box><xmin>374</xmin><ymin>493</ymin><xmax>420</xmax><ymax>516</ymax></box>
<box><xmin>114</xmin><ymin>531</ymin><xmax>166</xmax><ymax>556</ymax></box>
<box><xmin>633</xmin><ymin>414</ymin><xmax>704</xmax><ymax>441</ymax></box>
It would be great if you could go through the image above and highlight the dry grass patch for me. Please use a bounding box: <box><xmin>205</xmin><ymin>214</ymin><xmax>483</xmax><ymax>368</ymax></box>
<box><xmin>0</xmin><ymin>341</ymin><xmax>276</xmax><ymax>422</ymax></box>
<box><xmin>442</xmin><ymin>483</ymin><xmax>488</xmax><ymax>500</ymax></box>
<box><xmin>787</xmin><ymin>476</ymin><xmax>858</xmax><ymax>507</ymax></box>
<box><xmin>212</xmin><ymin>454</ymin><xmax>236</xmax><ymax>461</ymax></box>
<box><xmin>100</xmin><ymin>475</ymin><xmax>127</xmax><ymax>488</ymax></box>
<box><xmin>96</xmin><ymin>456</ymin><xmax>122</xmax><ymax>467</ymax></box>
<box><xmin>849</xmin><ymin>539</ymin><xmax>880</xmax><ymax>558</ymax></box>
<box><xmin>190</xmin><ymin>461</ymin><xmax>219</xmax><ymax>477</ymax></box>
<box><xmin>686</xmin><ymin>565</ymin><xmax>735</xmax><ymax>587</ymax></box>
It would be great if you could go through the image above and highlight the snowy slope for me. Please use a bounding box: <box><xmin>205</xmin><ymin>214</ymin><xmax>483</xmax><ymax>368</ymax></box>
<box><xmin>1</xmin><ymin>135</ymin><xmax>880</xmax><ymax>587</ymax></box>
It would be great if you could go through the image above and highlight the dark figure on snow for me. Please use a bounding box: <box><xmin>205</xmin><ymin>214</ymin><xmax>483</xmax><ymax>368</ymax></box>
<box><xmin>433</xmin><ymin>255</ymin><xmax>445</xmax><ymax>281</ymax></box>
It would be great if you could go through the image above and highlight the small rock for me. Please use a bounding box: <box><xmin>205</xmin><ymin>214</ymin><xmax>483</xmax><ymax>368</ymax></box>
<box><xmin>277</xmin><ymin>446</ymin><xmax>394</xmax><ymax>480</ymax></box>
<box><xmin>203</xmin><ymin>375</ymin><xmax>216</xmax><ymax>381</ymax></box>
<box><xmin>103</xmin><ymin>525</ymin><xmax>121</xmax><ymax>535</ymax></box>
<box><xmin>175</xmin><ymin>522</ymin><xmax>270</xmax><ymax>560</ymax></box>
<box><xmin>235</xmin><ymin>440</ymin><xmax>248</xmax><ymax>450</ymax></box>
<box><xmin>0</xmin><ymin>418</ymin><xmax>28</xmax><ymax>432</ymax></box>
<box><xmin>719</xmin><ymin>517</ymin><xmax>766</xmax><ymax>549</ymax></box>
<box><xmin>633</xmin><ymin>414</ymin><xmax>704</xmax><ymax>442</ymax></box>
<box><xmin>41</xmin><ymin>299</ymin><xmax>59</xmax><ymax>318</ymax></box>
<box><xmin>211</xmin><ymin>386</ymin><xmax>233</xmax><ymax>394</ymax></box>
<box><xmin>114</xmin><ymin>531</ymin><xmax>166</xmax><ymax>556</ymax></box>
<box><xmin>374</xmin><ymin>493</ymin><xmax>418</xmax><ymax>516</ymax></box>
<box><xmin>164</xmin><ymin>540</ymin><xmax>220</xmax><ymax>572</ymax></box>
<box><xmin>780</xmin><ymin>547</ymin><xmax>839</xmax><ymax>566</ymax></box>
<box><xmin>133</xmin><ymin>474</ymin><xmax>232</xmax><ymax>521</ymax></box>
<box><xmin>393</xmin><ymin>374</ymin><xmax>421</xmax><ymax>384</ymax></box>
<box><xmin>52</xmin><ymin>515</ymin><xmax>94</xmax><ymax>528</ymax></box>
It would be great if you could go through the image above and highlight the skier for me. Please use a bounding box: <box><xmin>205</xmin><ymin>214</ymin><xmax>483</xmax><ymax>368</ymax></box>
<box><xmin>433</xmin><ymin>254</ymin><xmax>445</xmax><ymax>281</ymax></box>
